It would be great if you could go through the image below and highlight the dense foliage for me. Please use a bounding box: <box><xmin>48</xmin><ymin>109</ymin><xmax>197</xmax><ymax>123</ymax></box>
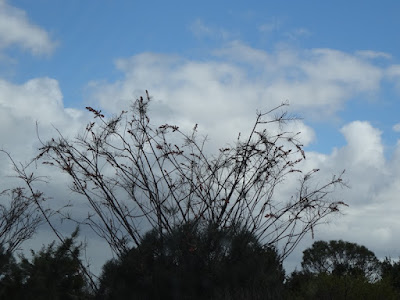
<box><xmin>285</xmin><ymin>271</ymin><xmax>398</xmax><ymax>300</ymax></box>
<box><xmin>301</xmin><ymin>240</ymin><xmax>381</xmax><ymax>281</ymax></box>
<box><xmin>97</xmin><ymin>221</ymin><xmax>285</xmax><ymax>300</ymax></box>
<box><xmin>0</xmin><ymin>229</ymin><xmax>91</xmax><ymax>300</ymax></box>
<box><xmin>381</xmin><ymin>257</ymin><xmax>400</xmax><ymax>294</ymax></box>
<box><xmin>1</xmin><ymin>235</ymin><xmax>400</xmax><ymax>299</ymax></box>
<box><xmin>285</xmin><ymin>240</ymin><xmax>399</xmax><ymax>300</ymax></box>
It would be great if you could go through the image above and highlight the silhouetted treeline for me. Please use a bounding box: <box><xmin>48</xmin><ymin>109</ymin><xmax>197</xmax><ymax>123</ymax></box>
<box><xmin>1</xmin><ymin>225</ymin><xmax>400</xmax><ymax>300</ymax></box>
<box><xmin>0</xmin><ymin>228</ymin><xmax>91</xmax><ymax>300</ymax></box>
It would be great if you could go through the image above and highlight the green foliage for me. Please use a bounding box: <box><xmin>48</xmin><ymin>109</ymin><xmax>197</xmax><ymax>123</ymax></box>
<box><xmin>97</xmin><ymin>221</ymin><xmax>285</xmax><ymax>300</ymax></box>
<box><xmin>285</xmin><ymin>240</ymin><xmax>399</xmax><ymax>299</ymax></box>
<box><xmin>0</xmin><ymin>245</ymin><xmax>22</xmax><ymax>299</ymax></box>
<box><xmin>381</xmin><ymin>257</ymin><xmax>400</xmax><ymax>293</ymax></box>
<box><xmin>285</xmin><ymin>272</ymin><xmax>398</xmax><ymax>300</ymax></box>
<box><xmin>0</xmin><ymin>229</ymin><xmax>92</xmax><ymax>300</ymax></box>
<box><xmin>301</xmin><ymin>240</ymin><xmax>381</xmax><ymax>282</ymax></box>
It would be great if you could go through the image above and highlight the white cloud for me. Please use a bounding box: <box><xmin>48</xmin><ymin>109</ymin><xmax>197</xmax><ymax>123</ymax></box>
<box><xmin>282</xmin><ymin>119</ymin><xmax>400</xmax><ymax>271</ymax></box>
<box><xmin>189</xmin><ymin>19</ymin><xmax>232</xmax><ymax>40</ymax></box>
<box><xmin>0</xmin><ymin>77</ymin><xmax>88</xmax><ymax>167</ymax></box>
<box><xmin>393</xmin><ymin>123</ymin><xmax>400</xmax><ymax>132</ymax></box>
<box><xmin>305</xmin><ymin>49</ymin><xmax>382</xmax><ymax>88</ymax></box>
<box><xmin>78</xmin><ymin>43</ymin><xmax>400</xmax><ymax>274</ymax></box>
<box><xmin>0</xmin><ymin>75</ymin><xmax>97</xmax><ymax>270</ymax></box>
<box><xmin>89</xmin><ymin>50</ymin><xmax>321</xmax><ymax>149</ymax></box>
<box><xmin>190</xmin><ymin>19</ymin><xmax>214</xmax><ymax>37</ymax></box>
<box><xmin>284</xmin><ymin>27</ymin><xmax>312</xmax><ymax>40</ymax></box>
<box><xmin>385</xmin><ymin>65</ymin><xmax>400</xmax><ymax>93</ymax></box>
<box><xmin>386</xmin><ymin>65</ymin><xmax>400</xmax><ymax>78</ymax></box>
<box><xmin>2</xmin><ymin>39</ymin><xmax>400</xmax><ymax>275</ymax></box>
<box><xmin>355</xmin><ymin>50</ymin><xmax>392</xmax><ymax>60</ymax></box>
<box><xmin>258</xmin><ymin>23</ymin><xmax>276</xmax><ymax>33</ymax></box>
<box><xmin>0</xmin><ymin>1</ymin><xmax>57</xmax><ymax>55</ymax></box>
<box><xmin>215</xmin><ymin>44</ymin><xmax>383</xmax><ymax>119</ymax></box>
<box><xmin>340</xmin><ymin>121</ymin><xmax>384</xmax><ymax>168</ymax></box>
<box><xmin>258</xmin><ymin>18</ymin><xmax>283</xmax><ymax>34</ymax></box>
<box><xmin>93</xmin><ymin>42</ymin><xmax>384</xmax><ymax>125</ymax></box>
<box><xmin>213</xmin><ymin>40</ymin><xmax>272</xmax><ymax>65</ymax></box>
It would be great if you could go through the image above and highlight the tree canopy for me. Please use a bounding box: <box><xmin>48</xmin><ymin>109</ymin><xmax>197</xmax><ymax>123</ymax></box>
<box><xmin>301</xmin><ymin>240</ymin><xmax>381</xmax><ymax>282</ymax></box>
<box><xmin>285</xmin><ymin>240</ymin><xmax>398</xmax><ymax>300</ymax></box>
<box><xmin>97</xmin><ymin>221</ymin><xmax>285</xmax><ymax>300</ymax></box>
<box><xmin>0</xmin><ymin>229</ymin><xmax>92</xmax><ymax>300</ymax></box>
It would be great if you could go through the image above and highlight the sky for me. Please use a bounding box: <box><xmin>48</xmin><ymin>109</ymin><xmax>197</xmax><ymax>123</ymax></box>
<box><xmin>2</xmin><ymin>0</ymin><xmax>400</xmax><ymax>275</ymax></box>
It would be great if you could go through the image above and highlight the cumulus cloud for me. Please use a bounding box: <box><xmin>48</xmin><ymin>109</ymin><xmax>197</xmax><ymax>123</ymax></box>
<box><xmin>302</xmin><ymin>49</ymin><xmax>382</xmax><ymax>90</ymax></box>
<box><xmin>385</xmin><ymin>65</ymin><xmax>400</xmax><ymax>94</ymax></box>
<box><xmin>88</xmin><ymin>52</ymin><xmax>318</xmax><ymax>149</ymax></box>
<box><xmin>284</xmin><ymin>120</ymin><xmax>400</xmax><ymax>267</ymax></box>
<box><xmin>216</xmin><ymin>43</ymin><xmax>383</xmax><ymax>118</ymax></box>
<box><xmin>0</xmin><ymin>0</ymin><xmax>57</xmax><ymax>55</ymax></box>
<box><xmin>0</xmin><ymin>74</ymin><xmax>100</xmax><ymax>272</ymax></box>
<box><xmin>86</xmin><ymin>45</ymin><xmax>400</xmax><ymax>270</ymax></box>
<box><xmin>88</xmin><ymin>42</ymin><xmax>384</xmax><ymax>145</ymax></box>
<box><xmin>302</xmin><ymin>121</ymin><xmax>386</xmax><ymax>206</ymax></box>
<box><xmin>0</xmin><ymin>77</ymin><xmax>88</xmax><ymax>173</ymax></box>
<box><xmin>265</xmin><ymin>117</ymin><xmax>400</xmax><ymax>271</ymax></box>
<box><xmin>339</xmin><ymin>121</ymin><xmax>384</xmax><ymax>168</ymax></box>
<box><xmin>2</xmin><ymin>38</ymin><xmax>400</xmax><ymax>274</ymax></box>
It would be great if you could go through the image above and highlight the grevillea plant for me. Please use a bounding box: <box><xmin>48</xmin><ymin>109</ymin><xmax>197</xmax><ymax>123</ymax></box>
<box><xmin>19</xmin><ymin>91</ymin><xmax>346</xmax><ymax>262</ymax></box>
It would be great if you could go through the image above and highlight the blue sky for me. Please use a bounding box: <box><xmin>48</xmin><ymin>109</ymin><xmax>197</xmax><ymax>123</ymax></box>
<box><xmin>2</xmin><ymin>0</ymin><xmax>400</xmax><ymax>274</ymax></box>
<box><xmin>5</xmin><ymin>0</ymin><xmax>400</xmax><ymax>153</ymax></box>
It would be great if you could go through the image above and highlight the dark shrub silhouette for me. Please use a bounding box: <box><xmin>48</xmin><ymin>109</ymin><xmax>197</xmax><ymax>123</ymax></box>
<box><xmin>97</xmin><ymin>221</ymin><xmax>285</xmax><ymax>299</ymax></box>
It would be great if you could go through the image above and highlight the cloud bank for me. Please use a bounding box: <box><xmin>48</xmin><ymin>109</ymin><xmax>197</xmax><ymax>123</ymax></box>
<box><xmin>1</xmin><ymin>3</ymin><xmax>400</xmax><ymax>273</ymax></box>
<box><xmin>84</xmin><ymin>43</ymin><xmax>400</xmax><ymax>270</ymax></box>
<box><xmin>0</xmin><ymin>0</ymin><xmax>56</xmax><ymax>55</ymax></box>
